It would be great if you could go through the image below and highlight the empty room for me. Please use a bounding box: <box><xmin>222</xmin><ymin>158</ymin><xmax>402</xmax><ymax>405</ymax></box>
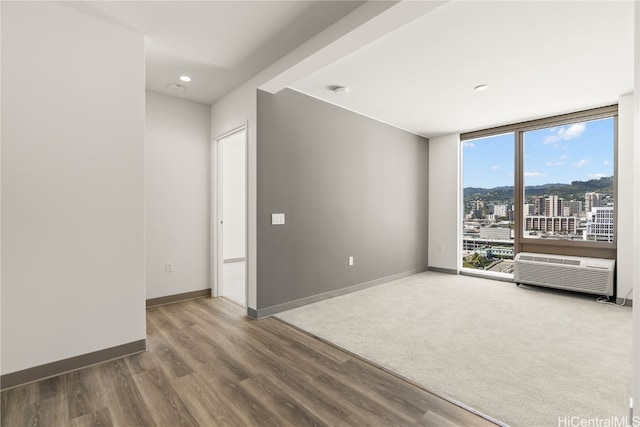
<box><xmin>2</xmin><ymin>1</ymin><xmax>639</xmax><ymax>427</ymax></box>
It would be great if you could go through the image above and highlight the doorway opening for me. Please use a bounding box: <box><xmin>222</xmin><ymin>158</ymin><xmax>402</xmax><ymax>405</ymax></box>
<box><xmin>215</xmin><ymin>126</ymin><xmax>247</xmax><ymax>307</ymax></box>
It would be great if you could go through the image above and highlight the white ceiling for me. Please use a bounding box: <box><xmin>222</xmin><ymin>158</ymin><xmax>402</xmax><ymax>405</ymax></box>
<box><xmin>290</xmin><ymin>1</ymin><xmax>635</xmax><ymax>137</ymax></box>
<box><xmin>69</xmin><ymin>1</ymin><xmax>634</xmax><ymax>136</ymax></box>
<box><xmin>68</xmin><ymin>1</ymin><xmax>364</xmax><ymax>105</ymax></box>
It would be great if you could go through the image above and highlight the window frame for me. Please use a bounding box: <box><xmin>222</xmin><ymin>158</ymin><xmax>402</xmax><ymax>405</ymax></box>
<box><xmin>461</xmin><ymin>105</ymin><xmax>618</xmax><ymax>261</ymax></box>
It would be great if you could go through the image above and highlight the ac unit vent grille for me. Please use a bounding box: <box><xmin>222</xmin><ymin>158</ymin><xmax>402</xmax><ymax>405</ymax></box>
<box><xmin>520</xmin><ymin>255</ymin><xmax>582</xmax><ymax>266</ymax></box>
<box><xmin>514</xmin><ymin>252</ymin><xmax>614</xmax><ymax>296</ymax></box>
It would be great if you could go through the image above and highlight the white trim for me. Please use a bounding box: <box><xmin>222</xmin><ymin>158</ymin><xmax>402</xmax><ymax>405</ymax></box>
<box><xmin>212</xmin><ymin>124</ymin><xmax>248</xmax><ymax>304</ymax></box>
<box><xmin>460</xmin><ymin>268</ymin><xmax>514</xmax><ymax>283</ymax></box>
<box><xmin>255</xmin><ymin>267</ymin><xmax>428</xmax><ymax>319</ymax></box>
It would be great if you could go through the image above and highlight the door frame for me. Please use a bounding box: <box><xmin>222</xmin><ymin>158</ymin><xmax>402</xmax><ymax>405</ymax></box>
<box><xmin>211</xmin><ymin>124</ymin><xmax>248</xmax><ymax>303</ymax></box>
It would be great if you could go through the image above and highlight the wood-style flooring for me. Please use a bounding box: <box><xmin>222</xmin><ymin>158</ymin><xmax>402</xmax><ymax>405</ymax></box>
<box><xmin>1</xmin><ymin>297</ymin><xmax>497</xmax><ymax>426</ymax></box>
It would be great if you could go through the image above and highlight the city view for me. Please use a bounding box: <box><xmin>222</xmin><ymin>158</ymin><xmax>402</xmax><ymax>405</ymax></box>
<box><xmin>462</xmin><ymin>117</ymin><xmax>615</xmax><ymax>273</ymax></box>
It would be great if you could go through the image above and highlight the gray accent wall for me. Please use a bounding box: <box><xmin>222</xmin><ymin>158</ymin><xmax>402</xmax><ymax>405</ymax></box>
<box><xmin>256</xmin><ymin>88</ymin><xmax>429</xmax><ymax>311</ymax></box>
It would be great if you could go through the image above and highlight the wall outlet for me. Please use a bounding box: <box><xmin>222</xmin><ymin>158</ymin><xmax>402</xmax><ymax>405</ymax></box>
<box><xmin>165</xmin><ymin>261</ymin><xmax>174</xmax><ymax>273</ymax></box>
<box><xmin>271</xmin><ymin>213</ymin><xmax>285</xmax><ymax>225</ymax></box>
<box><xmin>348</xmin><ymin>256</ymin><xmax>354</xmax><ymax>266</ymax></box>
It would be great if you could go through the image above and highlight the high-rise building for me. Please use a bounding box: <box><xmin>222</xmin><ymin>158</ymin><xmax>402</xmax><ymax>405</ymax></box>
<box><xmin>585</xmin><ymin>206</ymin><xmax>614</xmax><ymax>242</ymax></box>
<box><xmin>545</xmin><ymin>195</ymin><xmax>563</xmax><ymax>217</ymax></box>
<box><xmin>585</xmin><ymin>192</ymin><xmax>602</xmax><ymax>213</ymax></box>
<box><xmin>531</xmin><ymin>196</ymin><xmax>545</xmax><ymax>216</ymax></box>
<box><xmin>492</xmin><ymin>204</ymin><xmax>508</xmax><ymax>217</ymax></box>
<box><xmin>563</xmin><ymin>200</ymin><xmax>583</xmax><ymax>216</ymax></box>
<box><xmin>523</xmin><ymin>203</ymin><xmax>534</xmax><ymax>216</ymax></box>
<box><xmin>470</xmin><ymin>199</ymin><xmax>487</xmax><ymax>218</ymax></box>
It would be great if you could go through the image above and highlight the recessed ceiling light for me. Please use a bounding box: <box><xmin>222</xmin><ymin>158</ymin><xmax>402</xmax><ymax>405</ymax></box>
<box><xmin>179</xmin><ymin>75</ymin><xmax>192</xmax><ymax>82</ymax></box>
<box><xmin>474</xmin><ymin>84</ymin><xmax>489</xmax><ymax>92</ymax></box>
<box><xmin>166</xmin><ymin>83</ymin><xmax>185</xmax><ymax>92</ymax></box>
<box><xmin>331</xmin><ymin>85</ymin><xmax>348</xmax><ymax>95</ymax></box>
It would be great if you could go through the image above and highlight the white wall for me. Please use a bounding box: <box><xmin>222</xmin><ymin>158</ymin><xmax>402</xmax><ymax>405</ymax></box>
<box><xmin>221</xmin><ymin>131</ymin><xmax>246</xmax><ymax>261</ymax></box>
<box><xmin>631</xmin><ymin>0</ymin><xmax>639</xmax><ymax>414</ymax></box>
<box><xmin>211</xmin><ymin>82</ymin><xmax>257</xmax><ymax>308</ymax></box>
<box><xmin>617</xmin><ymin>93</ymin><xmax>635</xmax><ymax>303</ymax></box>
<box><xmin>1</xmin><ymin>2</ymin><xmax>145</xmax><ymax>374</ymax></box>
<box><xmin>428</xmin><ymin>133</ymin><xmax>461</xmax><ymax>272</ymax></box>
<box><xmin>145</xmin><ymin>91</ymin><xmax>211</xmax><ymax>299</ymax></box>
<box><xmin>1</xmin><ymin>0</ymin><xmax>4</xmax><ymax>375</ymax></box>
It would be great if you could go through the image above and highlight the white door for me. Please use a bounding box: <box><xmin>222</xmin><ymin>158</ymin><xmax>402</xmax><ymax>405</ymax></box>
<box><xmin>216</xmin><ymin>127</ymin><xmax>246</xmax><ymax>306</ymax></box>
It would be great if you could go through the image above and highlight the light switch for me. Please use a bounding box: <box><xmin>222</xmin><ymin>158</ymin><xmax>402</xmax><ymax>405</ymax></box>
<box><xmin>271</xmin><ymin>213</ymin><xmax>285</xmax><ymax>225</ymax></box>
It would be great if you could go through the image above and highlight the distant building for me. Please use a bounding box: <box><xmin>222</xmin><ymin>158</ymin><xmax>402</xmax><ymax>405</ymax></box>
<box><xmin>492</xmin><ymin>204</ymin><xmax>508</xmax><ymax>217</ymax></box>
<box><xmin>585</xmin><ymin>192</ymin><xmax>602</xmax><ymax>213</ymax></box>
<box><xmin>480</xmin><ymin>227</ymin><xmax>511</xmax><ymax>240</ymax></box>
<box><xmin>487</xmin><ymin>246</ymin><xmax>514</xmax><ymax>258</ymax></box>
<box><xmin>531</xmin><ymin>196</ymin><xmax>545</xmax><ymax>216</ymax></box>
<box><xmin>563</xmin><ymin>200</ymin><xmax>583</xmax><ymax>216</ymax></box>
<box><xmin>472</xmin><ymin>200</ymin><xmax>485</xmax><ymax>210</ymax></box>
<box><xmin>585</xmin><ymin>206</ymin><xmax>614</xmax><ymax>242</ymax></box>
<box><xmin>545</xmin><ymin>195</ymin><xmax>563</xmax><ymax>217</ymax></box>
<box><xmin>525</xmin><ymin>216</ymin><xmax>578</xmax><ymax>234</ymax></box>
<box><xmin>473</xmin><ymin>246</ymin><xmax>513</xmax><ymax>259</ymax></box>
<box><xmin>470</xmin><ymin>200</ymin><xmax>486</xmax><ymax>218</ymax></box>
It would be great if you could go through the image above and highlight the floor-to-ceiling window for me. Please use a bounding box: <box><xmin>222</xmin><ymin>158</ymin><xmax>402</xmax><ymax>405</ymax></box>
<box><xmin>521</xmin><ymin>117</ymin><xmax>615</xmax><ymax>243</ymax></box>
<box><xmin>462</xmin><ymin>132</ymin><xmax>515</xmax><ymax>275</ymax></box>
<box><xmin>461</xmin><ymin>105</ymin><xmax>617</xmax><ymax>276</ymax></box>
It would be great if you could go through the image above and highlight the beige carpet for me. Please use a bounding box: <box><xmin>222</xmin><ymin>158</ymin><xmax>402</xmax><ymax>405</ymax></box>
<box><xmin>276</xmin><ymin>271</ymin><xmax>632</xmax><ymax>427</ymax></box>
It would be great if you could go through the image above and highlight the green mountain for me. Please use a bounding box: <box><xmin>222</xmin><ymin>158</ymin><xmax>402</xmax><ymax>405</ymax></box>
<box><xmin>464</xmin><ymin>176</ymin><xmax>613</xmax><ymax>203</ymax></box>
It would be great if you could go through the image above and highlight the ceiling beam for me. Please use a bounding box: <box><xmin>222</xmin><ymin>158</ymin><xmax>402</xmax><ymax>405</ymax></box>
<box><xmin>258</xmin><ymin>0</ymin><xmax>448</xmax><ymax>94</ymax></box>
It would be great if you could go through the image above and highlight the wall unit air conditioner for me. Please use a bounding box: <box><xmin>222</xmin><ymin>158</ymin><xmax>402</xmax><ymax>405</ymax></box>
<box><xmin>514</xmin><ymin>252</ymin><xmax>615</xmax><ymax>296</ymax></box>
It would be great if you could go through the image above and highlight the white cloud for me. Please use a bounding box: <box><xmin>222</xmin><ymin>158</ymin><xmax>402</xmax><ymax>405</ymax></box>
<box><xmin>603</xmin><ymin>160</ymin><xmax>610</xmax><ymax>166</ymax></box>
<box><xmin>574</xmin><ymin>159</ymin><xmax>590</xmax><ymax>168</ymax></box>
<box><xmin>491</xmin><ymin>165</ymin><xmax>500</xmax><ymax>171</ymax></box>
<box><xmin>462</xmin><ymin>141</ymin><xmax>475</xmax><ymax>148</ymax></box>
<box><xmin>564</xmin><ymin>123</ymin><xmax>586</xmax><ymax>139</ymax></box>
<box><xmin>587</xmin><ymin>173</ymin><xmax>607</xmax><ymax>180</ymax></box>
<box><xmin>524</xmin><ymin>171</ymin><xmax>546</xmax><ymax>178</ymax></box>
<box><xmin>560</xmin><ymin>154</ymin><xmax>568</xmax><ymax>160</ymax></box>
<box><xmin>543</xmin><ymin>122</ymin><xmax>586</xmax><ymax>144</ymax></box>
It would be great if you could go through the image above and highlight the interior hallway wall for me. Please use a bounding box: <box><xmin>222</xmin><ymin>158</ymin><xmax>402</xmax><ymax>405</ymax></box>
<box><xmin>145</xmin><ymin>91</ymin><xmax>211</xmax><ymax>299</ymax></box>
<box><xmin>1</xmin><ymin>2</ymin><xmax>145</xmax><ymax>375</ymax></box>
<box><xmin>427</xmin><ymin>133</ymin><xmax>461</xmax><ymax>272</ymax></box>
<box><xmin>209</xmin><ymin>2</ymin><xmax>402</xmax><ymax>313</ymax></box>
<box><xmin>210</xmin><ymin>81</ymin><xmax>257</xmax><ymax>309</ymax></box>
<box><xmin>618</xmin><ymin>93</ymin><xmax>636</xmax><ymax>303</ymax></box>
<box><xmin>256</xmin><ymin>89</ymin><xmax>429</xmax><ymax>315</ymax></box>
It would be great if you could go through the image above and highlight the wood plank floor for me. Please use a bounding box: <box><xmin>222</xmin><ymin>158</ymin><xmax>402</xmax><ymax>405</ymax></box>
<box><xmin>1</xmin><ymin>297</ymin><xmax>498</xmax><ymax>427</ymax></box>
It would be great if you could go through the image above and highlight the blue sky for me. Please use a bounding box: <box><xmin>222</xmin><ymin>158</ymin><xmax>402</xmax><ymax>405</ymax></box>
<box><xmin>463</xmin><ymin>117</ymin><xmax>614</xmax><ymax>189</ymax></box>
